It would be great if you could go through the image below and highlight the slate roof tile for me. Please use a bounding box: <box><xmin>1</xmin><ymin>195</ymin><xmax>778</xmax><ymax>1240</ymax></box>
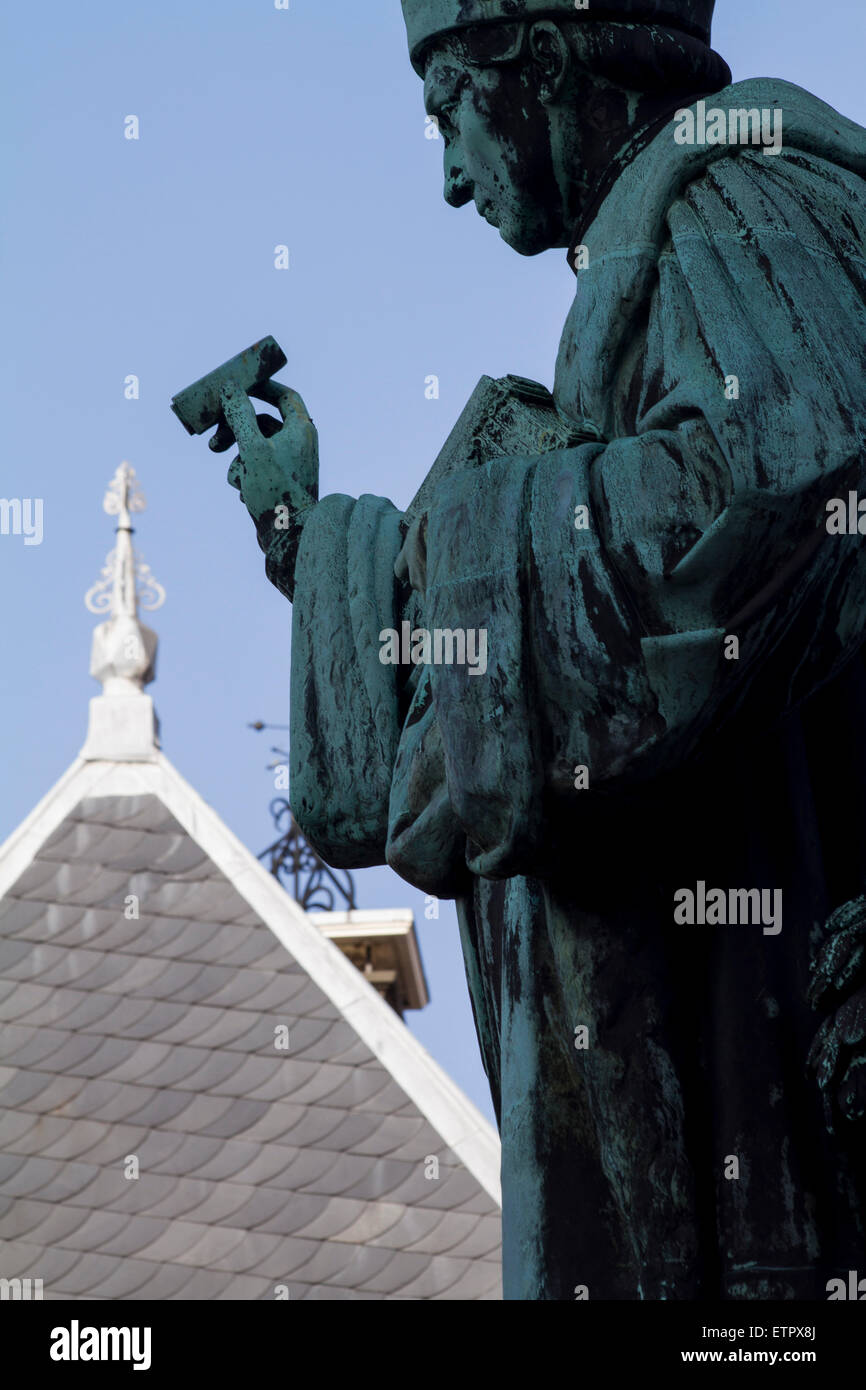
<box><xmin>56</xmin><ymin>1251</ymin><xmax>150</xmax><ymax>1297</ymax></box>
<box><xmin>301</xmin><ymin>1283</ymin><xmax>384</xmax><ymax>1300</ymax></box>
<box><xmin>315</xmin><ymin>1155</ymin><xmax>417</xmax><ymax>1200</ymax></box>
<box><xmin>159</xmin><ymin>1267</ymin><xmax>235</xmax><ymax>1299</ymax></box>
<box><xmin>64</xmin><ymin>1081</ymin><xmax>156</xmax><ymax>1123</ymax></box>
<box><xmin>435</xmin><ymin>1261</ymin><xmax>502</xmax><ymax>1299</ymax></box>
<box><xmin>174</xmin><ymin>1184</ymin><xmax>260</xmax><ymax>1227</ymax></box>
<box><xmin>205</xmin><ymin>1230</ymin><xmax>286</xmax><ymax>1274</ymax></box>
<box><xmin>1</xmin><ymin>1024</ymin><xmax>73</xmax><ymax>1067</ymax></box>
<box><xmin>0</xmin><ymin>1237</ymin><xmax>81</xmax><ymax>1282</ymax></box>
<box><xmin>347</xmin><ymin>1115</ymin><xmax>427</xmax><ymax>1157</ymax></box>
<box><xmin>116</xmin><ymin>1001</ymin><xmax>188</xmax><ymax>1040</ymax></box>
<box><xmin>198</xmin><ymin>1099</ymin><xmax>273</xmax><ymax>1139</ymax></box>
<box><xmin>0</xmin><ymin>1156</ymin><xmax>97</xmax><ymax>1201</ymax></box>
<box><xmin>114</xmin><ymin>1088</ymin><xmax>193</xmax><ymax>1128</ymax></box>
<box><xmin>215</xmin><ymin>1273</ymin><xmax>276</xmax><ymax>1299</ymax></box>
<box><xmin>126</xmin><ymin>1127</ymin><xmax>188</xmax><ymax>1170</ymax></box>
<box><xmin>399</xmin><ymin>1210</ymin><xmax>482</xmax><ymax>1256</ymax></box>
<box><xmin>75</xmin><ymin>996</ymin><xmax>160</xmax><ymax>1036</ymax></box>
<box><xmin>1</xmin><ymin>1109</ymin><xmax>71</xmax><ymax>1153</ymax></box>
<box><xmin>42</xmin><ymin>990</ymin><xmax>122</xmax><ymax>1031</ymax></box>
<box><xmin>35</xmin><ymin>1119</ymin><xmax>116</xmax><ymax>1163</ymax></box>
<box><xmin>363</xmin><ymin>1205</ymin><xmax>452</xmax><ymax>1250</ymax></box>
<box><xmin>71</xmin><ymin>1038</ymin><xmax>141</xmax><ymax>1077</ymax></box>
<box><xmin>430</xmin><ymin>1214</ymin><xmax>502</xmax><ymax>1260</ymax></box>
<box><xmin>0</xmin><ymin>1198</ymin><xmax>89</xmax><ymax>1244</ymax></box>
<box><xmin>119</xmin><ymin>1045</ymin><xmax>206</xmax><ymax>1089</ymax></box>
<box><xmin>327</xmin><ymin>1036</ymin><xmax>375</xmax><ymax>1066</ymax></box>
<box><xmin>252</xmin><ymin>1105</ymin><xmax>352</xmax><ymax>1150</ymax></box>
<box><xmin>56</xmin><ymin>1209</ymin><xmax>141</xmax><ymax>1254</ymax></box>
<box><xmin>323</xmin><ymin>1070</ymin><xmax>395</xmax><ymax>1111</ymax></box>
<box><xmin>204</xmin><ymin>1055</ymin><xmax>286</xmax><ymax>1099</ymax></box>
<box><xmin>74</xmin><ymin>1170</ymin><xmax>177</xmax><ymax>1214</ymax></box>
<box><xmin>0</xmin><ymin>792</ymin><xmax>501</xmax><ymax>1299</ymax></box>
<box><xmin>183</xmin><ymin>1139</ymin><xmax>264</xmax><ymax>1182</ymax></box>
<box><xmin>355</xmin><ymin>1248</ymin><xmax>447</xmax><ymax>1295</ymax></box>
<box><xmin>221</xmin><ymin>1188</ymin><xmax>307</xmax><ymax>1232</ymax></box>
<box><xmin>205</xmin><ymin>1146</ymin><xmax>288</xmax><ymax>1189</ymax></box>
<box><xmin>322</xmin><ymin>1201</ymin><xmax>406</xmax><ymax>1245</ymax></box>
<box><xmin>287</xmin><ymin>1240</ymin><xmax>396</xmax><ymax>1287</ymax></box>
<box><xmin>0</xmin><ymin>900</ymin><xmax>45</xmax><ymax>932</ymax></box>
<box><xmin>406</xmin><ymin>1167</ymin><xmax>483</xmax><ymax>1210</ymax></box>
<box><xmin>287</xmin><ymin>1196</ymin><xmax>366</xmax><ymax>1241</ymax></box>
<box><xmin>124</xmin><ymin>1261</ymin><xmax>207</xmax><ymax>1300</ymax></box>
<box><xmin>0</xmin><ymin>982</ymin><xmax>48</xmax><ymax>1019</ymax></box>
<box><xmin>0</xmin><ymin>1070</ymin><xmax>80</xmax><ymax>1111</ymax></box>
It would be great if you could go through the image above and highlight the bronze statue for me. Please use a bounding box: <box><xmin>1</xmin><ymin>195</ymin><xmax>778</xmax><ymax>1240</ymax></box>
<box><xmin>176</xmin><ymin>2</ymin><xmax>866</xmax><ymax>1299</ymax></box>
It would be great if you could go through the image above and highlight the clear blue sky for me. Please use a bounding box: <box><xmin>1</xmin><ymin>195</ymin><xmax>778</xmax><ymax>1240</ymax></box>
<box><xmin>2</xmin><ymin>0</ymin><xmax>864</xmax><ymax>1121</ymax></box>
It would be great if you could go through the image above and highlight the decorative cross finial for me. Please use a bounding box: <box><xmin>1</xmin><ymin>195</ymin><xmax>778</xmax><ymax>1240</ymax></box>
<box><xmin>85</xmin><ymin>463</ymin><xmax>165</xmax><ymax>630</ymax></box>
<box><xmin>81</xmin><ymin>464</ymin><xmax>165</xmax><ymax>760</ymax></box>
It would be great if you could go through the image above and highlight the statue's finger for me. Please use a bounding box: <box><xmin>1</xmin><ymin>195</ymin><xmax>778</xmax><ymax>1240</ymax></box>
<box><xmin>209</xmin><ymin>420</ymin><xmax>236</xmax><ymax>453</ymax></box>
<box><xmin>251</xmin><ymin>378</ymin><xmax>312</xmax><ymax>423</ymax></box>
<box><xmin>227</xmin><ymin>457</ymin><xmax>242</xmax><ymax>492</ymax></box>
<box><xmin>256</xmin><ymin>413</ymin><xmax>283</xmax><ymax>439</ymax></box>
<box><xmin>220</xmin><ymin>381</ymin><xmax>264</xmax><ymax>454</ymax></box>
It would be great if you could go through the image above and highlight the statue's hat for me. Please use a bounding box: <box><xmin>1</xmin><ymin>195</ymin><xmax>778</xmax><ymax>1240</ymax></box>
<box><xmin>403</xmin><ymin>1</ymin><xmax>716</xmax><ymax>71</ymax></box>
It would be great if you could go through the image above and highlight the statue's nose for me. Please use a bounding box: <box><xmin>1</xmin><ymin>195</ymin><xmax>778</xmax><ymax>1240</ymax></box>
<box><xmin>444</xmin><ymin>160</ymin><xmax>473</xmax><ymax>209</ymax></box>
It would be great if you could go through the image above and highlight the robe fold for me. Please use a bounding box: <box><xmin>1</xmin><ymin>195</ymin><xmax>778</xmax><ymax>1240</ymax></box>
<box><xmin>288</xmin><ymin>78</ymin><xmax>866</xmax><ymax>1298</ymax></box>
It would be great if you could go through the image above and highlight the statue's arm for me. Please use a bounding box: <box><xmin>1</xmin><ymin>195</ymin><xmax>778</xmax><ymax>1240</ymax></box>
<box><xmin>287</xmin><ymin>490</ymin><xmax>412</xmax><ymax>869</ymax></box>
<box><xmin>217</xmin><ymin>376</ymin><xmax>419</xmax><ymax>866</ymax></box>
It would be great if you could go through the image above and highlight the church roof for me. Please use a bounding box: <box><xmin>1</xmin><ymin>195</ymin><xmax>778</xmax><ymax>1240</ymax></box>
<box><xmin>0</xmin><ymin>466</ymin><xmax>501</xmax><ymax>1300</ymax></box>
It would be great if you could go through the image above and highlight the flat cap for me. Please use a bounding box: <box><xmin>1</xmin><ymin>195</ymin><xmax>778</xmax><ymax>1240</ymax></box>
<box><xmin>403</xmin><ymin>1</ymin><xmax>716</xmax><ymax>70</ymax></box>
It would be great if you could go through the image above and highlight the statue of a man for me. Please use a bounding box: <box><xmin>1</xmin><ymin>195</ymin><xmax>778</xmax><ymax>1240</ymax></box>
<box><xmin>216</xmin><ymin>1</ymin><xmax>866</xmax><ymax>1299</ymax></box>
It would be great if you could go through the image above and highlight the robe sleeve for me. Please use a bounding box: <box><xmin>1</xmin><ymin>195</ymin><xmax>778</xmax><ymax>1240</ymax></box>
<box><xmin>289</xmin><ymin>492</ymin><xmax>408</xmax><ymax>867</ymax></box>
<box><xmin>419</xmin><ymin>148</ymin><xmax>866</xmax><ymax>880</ymax></box>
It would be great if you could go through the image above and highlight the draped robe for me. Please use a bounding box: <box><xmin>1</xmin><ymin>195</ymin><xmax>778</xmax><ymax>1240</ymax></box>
<box><xmin>285</xmin><ymin>79</ymin><xmax>866</xmax><ymax>1299</ymax></box>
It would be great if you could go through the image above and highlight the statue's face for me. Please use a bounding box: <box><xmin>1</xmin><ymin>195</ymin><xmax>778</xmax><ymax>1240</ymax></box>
<box><xmin>423</xmin><ymin>41</ymin><xmax>565</xmax><ymax>256</ymax></box>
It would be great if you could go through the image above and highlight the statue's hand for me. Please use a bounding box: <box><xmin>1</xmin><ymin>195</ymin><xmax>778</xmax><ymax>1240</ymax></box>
<box><xmin>214</xmin><ymin>378</ymin><xmax>319</xmax><ymax>540</ymax></box>
<box><xmin>807</xmin><ymin>896</ymin><xmax>866</xmax><ymax>1131</ymax></box>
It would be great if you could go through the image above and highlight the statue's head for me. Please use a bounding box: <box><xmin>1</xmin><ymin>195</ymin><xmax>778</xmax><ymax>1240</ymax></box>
<box><xmin>402</xmin><ymin>2</ymin><xmax>730</xmax><ymax>254</ymax></box>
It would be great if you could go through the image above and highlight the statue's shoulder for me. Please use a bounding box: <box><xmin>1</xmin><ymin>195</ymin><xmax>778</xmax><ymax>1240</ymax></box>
<box><xmin>583</xmin><ymin>78</ymin><xmax>866</xmax><ymax>261</ymax></box>
<box><xmin>682</xmin><ymin>79</ymin><xmax>866</xmax><ymax>246</ymax></box>
<box><xmin>718</xmin><ymin>76</ymin><xmax>866</xmax><ymax>164</ymax></box>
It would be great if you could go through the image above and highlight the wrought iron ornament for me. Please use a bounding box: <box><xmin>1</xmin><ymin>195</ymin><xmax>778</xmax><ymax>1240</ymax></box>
<box><xmin>259</xmin><ymin>797</ymin><xmax>357</xmax><ymax>912</ymax></box>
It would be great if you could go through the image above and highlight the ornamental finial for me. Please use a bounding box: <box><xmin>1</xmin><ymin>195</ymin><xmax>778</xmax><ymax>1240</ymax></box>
<box><xmin>85</xmin><ymin>463</ymin><xmax>165</xmax><ymax>630</ymax></box>
<box><xmin>80</xmin><ymin>464</ymin><xmax>165</xmax><ymax>760</ymax></box>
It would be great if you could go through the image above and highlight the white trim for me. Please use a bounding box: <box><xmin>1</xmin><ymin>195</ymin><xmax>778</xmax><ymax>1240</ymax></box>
<box><xmin>314</xmin><ymin>909</ymin><xmax>415</xmax><ymax>927</ymax></box>
<box><xmin>0</xmin><ymin>753</ymin><xmax>502</xmax><ymax>1205</ymax></box>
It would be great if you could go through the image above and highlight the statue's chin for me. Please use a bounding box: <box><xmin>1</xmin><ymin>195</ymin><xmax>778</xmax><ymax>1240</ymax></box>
<box><xmin>475</xmin><ymin>199</ymin><xmax>561</xmax><ymax>256</ymax></box>
<box><xmin>497</xmin><ymin>219</ymin><xmax>559</xmax><ymax>257</ymax></box>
